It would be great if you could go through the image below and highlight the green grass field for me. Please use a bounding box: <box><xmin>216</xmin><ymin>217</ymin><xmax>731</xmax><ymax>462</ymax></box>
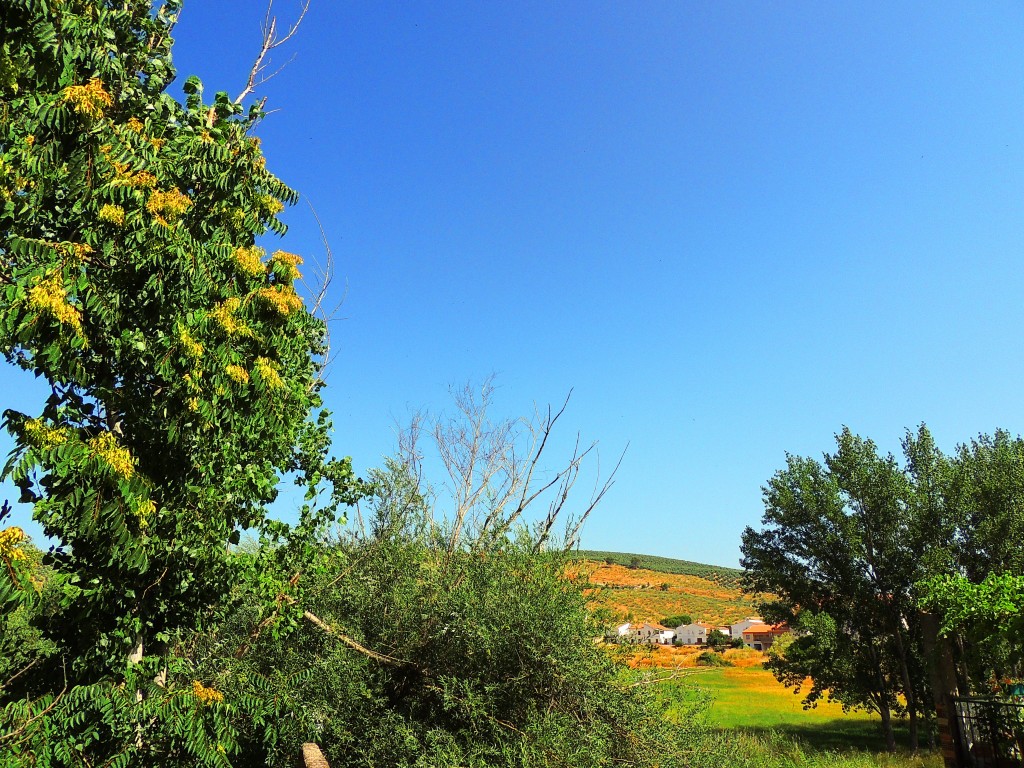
<box><xmin>664</xmin><ymin>664</ymin><xmax>942</xmax><ymax>768</ymax></box>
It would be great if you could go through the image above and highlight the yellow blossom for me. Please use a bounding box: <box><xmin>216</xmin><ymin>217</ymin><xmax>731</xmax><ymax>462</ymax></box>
<box><xmin>233</xmin><ymin>245</ymin><xmax>266</xmax><ymax>277</ymax></box>
<box><xmin>126</xmin><ymin>117</ymin><xmax>144</xmax><ymax>133</ymax></box>
<box><xmin>192</xmin><ymin>680</ymin><xmax>224</xmax><ymax>706</ymax></box>
<box><xmin>260</xmin><ymin>195</ymin><xmax>284</xmax><ymax>215</ymax></box>
<box><xmin>177</xmin><ymin>326</ymin><xmax>204</xmax><ymax>358</ymax></box>
<box><xmin>88</xmin><ymin>432</ymin><xmax>135</xmax><ymax>479</ymax></box>
<box><xmin>269</xmin><ymin>250</ymin><xmax>303</xmax><ymax>282</ymax></box>
<box><xmin>146</xmin><ymin>188</ymin><xmax>192</xmax><ymax>226</ymax></box>
<box><xmin>61</xmin><ymin>78</ymin><xmax>113</xmax><ymax>119</ymax></box>
<box><xmin>28</xmin><ymin>274</ymin><xmax>83</xmax><ymax>334</ymax></box>
<box><xmin>130</xmin><ymin>171</ymin><xmax>157</xmax><ymax>188</ymax></box>
<box><xmin>225</xmin><ymin>364</ymin><xmax>249</xmax><ymax>384</ymax></box>
<box><xmin>24</xmin><ymin>135</ymin><xmax>35</xmax><ymax>146</ymax></box>
<box><xmin>253</xmin><ymin>357</ymin><xmax>284</xmax><ymax>390</ymax></box>
<box><xmin>210</xmin><ymin>297</ymin><xmax>251</xmax><ymax>337</ymax></box>
<box><xmin>48</xmin><ymin>241</ymin><xmax>94</xmax><ymax>262</ymax></box>
<box><xmin>24</xmin><ymin>418</ymin><xmax>69</xmax><ymax>447</ymax></box>
<box><xmin>149</xmin><ymin>137</ymin><xmax>166</xmax><ymax>151</ymax></box>
<box><xmin>0</xmin><ymin>527</ymin><xmax>27</xmax><ymax>562</ymax></box>
<box><xmin>199</xmin><ymin>131</ymin><xmax>214</xmax><ymax>144</ymax></box>
<box><xmin>257</xmin><ymin>285</ymin><xmax>303</xmax><ymax>316</ymax></box>
<box><xmin>98</xmin><ymin>204</ymin><xmax>126</xmax><ymax>227</ymax></box>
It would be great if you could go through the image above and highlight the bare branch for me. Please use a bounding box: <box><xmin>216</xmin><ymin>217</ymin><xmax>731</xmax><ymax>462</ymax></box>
<box><xmin>235</xmin><ymin>0</ymin><xmax>311</xmax><ymax>106</ymax></box>
<box><xmin>564</xmin><ymin>444</ymin><xmax>627</xmax><ymax>551</ymax></box>
<box><xmin>302</xmin><ymin>610</ymin><xmax>407</xmax><ymax>666</ymax></box>
<box><xmin>627</xmin><ymin>666</ymin><xmax>703</xmax><ymax>687</ymax></box>
<box><xmin>300</xmin><ymin>200</ymin><xmax>348</xmax><ymax>388</ymax></box>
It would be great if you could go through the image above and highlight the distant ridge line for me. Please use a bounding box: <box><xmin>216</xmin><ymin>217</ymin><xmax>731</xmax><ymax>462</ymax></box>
<box><xmin>575</xmin><ymin>550</ymin><xmax>743</xmax><ymax>589</ymax></box>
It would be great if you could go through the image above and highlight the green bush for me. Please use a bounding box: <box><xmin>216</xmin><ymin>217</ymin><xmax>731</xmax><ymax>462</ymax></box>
<box><xmin>194</xmin><ymin>534</ymin><xmax>700</xmax><ymax>767</ymax></box>
<box><xmin>696</xmin><ymin>650</ymin><xmax>733</xmax><ymax>667</ymax></box>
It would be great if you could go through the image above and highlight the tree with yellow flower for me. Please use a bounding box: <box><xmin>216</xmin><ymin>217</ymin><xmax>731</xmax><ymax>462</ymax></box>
<box><xmin>0</xmin><ymin>1</ymin><xmax>360</xmax><ymax>764</ymax></box>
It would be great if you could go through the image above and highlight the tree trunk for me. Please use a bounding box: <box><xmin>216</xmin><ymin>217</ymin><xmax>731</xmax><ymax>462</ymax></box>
<box><xmin>891</xmin><ymin>619</ymin><xmax>919</xmax><ymax>750</ymax></box>
<box><xmin>879</xmin><ymin>695</ymin><xmax>897</xmax><ymax>752</ymax></box>
<box><xmin>870</xmin><ymin>641</ymin><xmax>898</xmax><ymax>752</ymax></box>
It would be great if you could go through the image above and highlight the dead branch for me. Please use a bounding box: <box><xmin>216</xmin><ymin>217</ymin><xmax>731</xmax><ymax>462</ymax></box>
<box><xmin>301</xmin><ymin>201</ymin><xmax>348</xmax><ymax>388</ymax></box>
<box><xmin>627</xmin><ymin>667</ymin><xmax>703</xmax><ymax>687</ymax></box>
<box><xmin>301</xmin><ymin>610</ymin><xmax>407</xmax><ymax>667</ymax></box>
<box><xmin>235</xmin><ymin>0</ymin><xmax>311</xmax><ymax>106</ymax></box>
<box><xmin>563</xmin><ymin>444</ymin><xmax>627</xmax><ymax>551</ymax></box>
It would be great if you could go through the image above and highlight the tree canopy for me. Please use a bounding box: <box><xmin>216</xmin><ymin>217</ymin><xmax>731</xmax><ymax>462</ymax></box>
<box><xmin>0</xmin><ymin>1</ymin><xmax>357</xmax><ymax>763</ymax></box>
<box><xmin>742</xmin><ymin>425</ymin><xmax>1024</xmax><ymax>752</ymax></box>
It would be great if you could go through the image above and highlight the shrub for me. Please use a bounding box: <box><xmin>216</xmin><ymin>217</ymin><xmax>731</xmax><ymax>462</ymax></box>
<box><xmin>697</xmin><ymin>650</ymin><xmax>733</xmax><ymax>667</ymax></box>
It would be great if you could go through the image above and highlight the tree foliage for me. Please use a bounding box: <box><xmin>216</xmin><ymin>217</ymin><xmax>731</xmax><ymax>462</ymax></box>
<box><xmin>742</xmin><ymin>425</ymin><xmax>1024</xmax><ymax>751</ymax></box>
<box><xmin>0</xmin><ymin>1</ymin><xmax>358</xmax><ymax>763</ymax></box>
<box><xmin>741</xmin><ymin>428</ymin><xmax>936</xmax><ymax>750</ymax></box>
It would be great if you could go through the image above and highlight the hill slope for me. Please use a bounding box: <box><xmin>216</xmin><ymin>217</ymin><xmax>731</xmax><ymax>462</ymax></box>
<box><xmin>576</xmin><ymin>550</ymin><xmax>744</xmax><ymax>588</ymax></box>
<box><xmin>572</xmin><ymin>553</ymin><xmax>758</xmax><ymax>626</ymax></box>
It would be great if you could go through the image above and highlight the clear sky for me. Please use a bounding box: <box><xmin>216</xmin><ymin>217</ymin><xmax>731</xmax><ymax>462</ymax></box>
<box><xmin>4</xmin><ymin>1</ymin><xmax>1024</xmax><ymax>567</ymax></box>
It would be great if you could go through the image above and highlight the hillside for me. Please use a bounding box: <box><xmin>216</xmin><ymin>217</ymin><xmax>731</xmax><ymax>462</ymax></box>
<box><xmin>572</xmin><ymin>554</ymin><xmax>759</xmax><ymax>626</ymax></box>
<box><xmin>576</xmin><ymin>550</ymin><xmax>744</xmax><ymax>588</ymax></box>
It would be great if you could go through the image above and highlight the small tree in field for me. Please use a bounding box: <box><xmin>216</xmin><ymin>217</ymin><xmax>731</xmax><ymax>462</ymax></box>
<box><xmin>0</xmin><ymin>1</ymin><xmax>357</xmax><ymax>764</ymax></box>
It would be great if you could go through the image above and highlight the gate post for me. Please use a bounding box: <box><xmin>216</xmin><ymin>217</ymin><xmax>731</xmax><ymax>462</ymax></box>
<box><xmin>921</xmin><ymin>611</ymin><xmax>966</xmax><ymax>768</ymax></box>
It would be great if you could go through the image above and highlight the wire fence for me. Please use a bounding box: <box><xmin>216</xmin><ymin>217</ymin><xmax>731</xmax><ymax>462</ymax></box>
<box><xmin>952</xmin><ymin>696</ymin><xmax>1024</xmax><ymax>768</ymax></box>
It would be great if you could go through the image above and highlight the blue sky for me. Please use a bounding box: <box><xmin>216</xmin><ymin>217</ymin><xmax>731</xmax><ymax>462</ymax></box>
<box><xmin>5</xmin><ymin>1</ymin><xmax>1024</xmax><ymax>567</ymax></box>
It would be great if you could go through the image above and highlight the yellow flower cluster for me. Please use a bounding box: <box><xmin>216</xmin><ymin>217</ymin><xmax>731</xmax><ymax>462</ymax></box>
<box><xmin>146</xmin><ymin>188</ymin><xmax>192</xmax><ymax>227</ymax></box>
<box><xmin>199</xmin><ymin>131</ymin><xmax>214</xmax><ymax>144</ymax></box>
<box><xmin>101</xmin><ymin>146</ymin><xmax>159</xmax><ymax>189</ymax></box>
<box><xmin>25</xmin><ymin>135</ymin><xmax>35</xmax><ymax>146</ymax></box>
<box><xmin>269</xmin><ymin>250</ymin><xmax>303</xmax><ymax>282</ymax></box>
<box><xmin>126</xmin><ymin>117</ymin><xmax>144</xmax><ymax>133</ymax></box>
<box><xmin>177</xmin><ymin>326</ymin><xmax>204</xmax><ymax>359</ymax></box>
<box><xmin>61</xmin><ymin>78</ymin><xmax>113</xmax><ymax>119</ymax></box>
<box><xmin>0</xmin><ymin>527</ymin><xmax>26</xmax><ymax>562</ymax></box>
<box><xmin>258</xmin><ymin>285</ymin><xmax>303</xmax><ymax>316</ymax></box>
<box><xmin>233</xmin><ymin>245</ymin><xmax>266</xmax><ymax>277</ymax></box>
<box><xmin>131</xmin><ymin>498</ymin><xmax>155</xmax><ymax>531</ymax></box>
<box><xmin>28</xmin><ymin>275</ymin><xmax>83</xmax><ymax>334</ymax></box>
<box><xmin>261</xmin><ymin>195</ymin><xmax>284</xmax><ymax>215</ymax></box>
<box><xmin>149</xmin><ymin>137</ymin><xmax>166</xmax><ymax>151</ymax></box>
<box><xmin>54</xmin><ymin>241</ymin><xmax>94</xmax><ymax>262</ymax></box>
<box><xmin>253</xmin><ymin>357</ymin><xmax>284</xmax><ymax>390</ymax></box>
<box><xmin>130</xmin><ymin>171</ymin><xmax>157</xmax><ymax>188</ymax></box>
<box><xmin>210</xmin><ymin>297</ymin><xmax>251</xmax><ymax>337</ymax></box>
<box><xmin>98</xmin><ymin>204</ymin><xmax>126</xmax><ymax>226</ymax></box>
<box><xmin>225</xmin><ymin>364</ymin><xmax>249</xmax><ymax>384</ymax></box>
<box><xmin>88</xmin><ymin>432</ymin><xmax>135</xmax><ymax>479</ymax></box>
<box><xmin>24</xmin><ymin>418</ymin><xmax>69</xmax><ymax>448</ymax></box>
<box><xmin>192</xmin><ymin>680</ymin><xmax>224</xmax><ymax>706</ymax></box>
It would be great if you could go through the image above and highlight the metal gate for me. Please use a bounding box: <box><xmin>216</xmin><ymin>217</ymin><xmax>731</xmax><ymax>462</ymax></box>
<box><xmin>952</xmin><ymin>697</ymin><xmax>1024</xmax><ymax>768</ymax></box>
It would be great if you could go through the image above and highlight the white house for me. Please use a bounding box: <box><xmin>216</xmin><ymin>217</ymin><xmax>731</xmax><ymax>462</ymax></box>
<box><xmin>675</xmin><ymin>622</ymin><xmax>730</xmax><ymax>645</ymax></box>
<box><xmin>609</xmin><ymin>622</ymin><xmax>673</xmax><ymax>644</ymax></box>
<box><xmin>606</xmin><ymin>622</ymin><xmax>633</xmax><ymax>642</ymax></box>
<box><xmin>729</xmin><ymin>617</ymin><xmax>767</xmax><ymax>639</ymax></box>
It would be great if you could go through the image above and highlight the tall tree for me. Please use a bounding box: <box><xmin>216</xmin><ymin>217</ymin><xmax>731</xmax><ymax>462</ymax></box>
<box><xmin>0</xmin><ymin>1</ymin><xmax>357</xmax><ymax>764</ymax></box>
<box><xmin>741</xmin><ymin>428</ymin><xmax>931</xmax><ymax>751</ymax></box>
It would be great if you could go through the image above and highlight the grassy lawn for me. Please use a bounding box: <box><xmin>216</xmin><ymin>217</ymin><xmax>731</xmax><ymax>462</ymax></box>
<box><xmin>663</xmin><ymin>663</ymin><xmax>943</xmax><ymax>767</ymax></box>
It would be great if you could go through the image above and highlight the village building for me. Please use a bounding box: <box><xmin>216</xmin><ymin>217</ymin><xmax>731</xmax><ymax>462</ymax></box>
<box><xmin>674</xmin><ymin>622</ymin><xmax>730</xmax><ymax>645</ymax></box>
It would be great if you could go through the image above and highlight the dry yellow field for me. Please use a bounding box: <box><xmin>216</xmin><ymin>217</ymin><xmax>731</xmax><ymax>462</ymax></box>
<box><xmin>577</xmin><ymin>561</ymin><xmax>760</xmax><ymax>625</ymax></box>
